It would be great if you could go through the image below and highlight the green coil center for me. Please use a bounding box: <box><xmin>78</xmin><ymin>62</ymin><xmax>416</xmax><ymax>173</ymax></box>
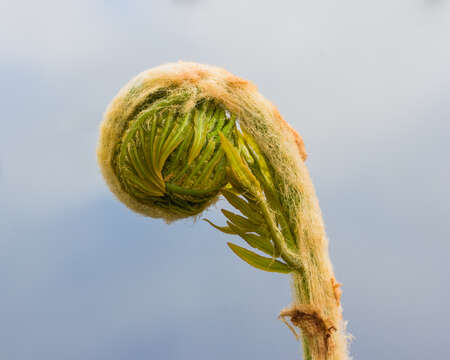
<box><xmin>112</xmin><ymin>92</ymin><xmax>236</xmax><ymax>216</ymax></box>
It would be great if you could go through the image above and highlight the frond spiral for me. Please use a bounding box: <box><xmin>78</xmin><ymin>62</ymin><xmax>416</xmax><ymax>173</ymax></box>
<box><xmin>111</xmin><ymin>91</ymin><xmax>235</xmax><ymax>216</ymax></box>
<box><xmin>97</xmin><ymin>62</ymin><xmax>350</xmax><ymax>359</ymax></box>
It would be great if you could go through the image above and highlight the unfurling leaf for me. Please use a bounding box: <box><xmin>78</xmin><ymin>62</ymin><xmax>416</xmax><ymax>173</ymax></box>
<box><xmin>219</xmin><ymin>133</ymin><xmax>261</xmax><ymax>194</ymax></box>
<box><xmin>227</xmin><ymin>243</ymin><xmax>293</xmax><ymax>274</ymax></box>
<box><xmin>238</xmin><ymin>232</ymin><xmax>276</xmax><ymax>257</ymax></box>
<box><xmin>221</xmin><ymin>209</ymin><xmax>261</xmax><ymax>233</ymax></box>
<box><xmin>188</xmin><ymin>103</ymin><xmax>213</xmax><ymax>164</ymax></box>
<box><xmin>221</xmin><ymin>190</ymin><xmax>263</xmax><ymax>223</ymax></box>
<box><xmin>203</xmin><ymin>219</ymin><xmax>236</xmax><ymax>234</ymax></box>
<box><xmin>205</xmin><ymin>218</ymin><xmax>275</xmax><ymax>256</ymax></box>
<box><xmin>226</xmin><ymin>220</ymin><xmax>271</xmax><ymax>240</ymax></box>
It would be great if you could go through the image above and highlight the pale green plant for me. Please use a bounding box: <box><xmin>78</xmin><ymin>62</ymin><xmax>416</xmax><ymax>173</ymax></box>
<box><xmin>98</xmin><ymin>62</ymin><xmax>350</xmax><ymax>360</ymax></box>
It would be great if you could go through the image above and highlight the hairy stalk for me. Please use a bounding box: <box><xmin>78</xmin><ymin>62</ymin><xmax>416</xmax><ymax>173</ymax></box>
<box><xmin>98</xmin><ymin>62</ymin><xmax>350</xmax><ymax>359</ymax></box>
<box><xmin>218</xmin><ymin>131</ymin><xmax>347</xmax><ymax>360</ymax></box>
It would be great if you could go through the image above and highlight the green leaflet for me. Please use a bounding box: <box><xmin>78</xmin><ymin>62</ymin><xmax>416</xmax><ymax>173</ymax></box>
<box><xmin>205</xmin><ymin>218</ymin><xmax>275</xmax><ymax>256</ymax></box>
<box><xmin>241</xmin><ymin>130</ymin><xmax>275</xmax><ymax>190</ymax></box>
<box><xmin>225</xmin><ymin>168</ymin><xmax>248</xmax><ymax>196</ymax></box>
<box><xmin>226</xmin><ymin>220</ymin><xmax>271</xmax><ymax>243</ymax></box>
<box><xmin>188</xmin><ymin>102</ymin><xmax>213</xmax><ymax>164</ymax></box>
<box><xmin>219</xmin><ymin>133</ymin><xmax>260</xmax><ymax>194</ymax></box>
<box><xmin>203</xmin><ymin>219</ymin><xmax>236</xmax><ymax>234</ymax></box>
<box><xmin>221</xmin><ymin>190</ymin><xmax>263</xmax><ymax>223</ymax></box>
<box><xmin>236</xmin><ymin>232</ymin><xmax>275</xmax><ymax>257</ymax></box>
<box><xmin>227</xmin><ymin>243</ymin><xmax>293</xmax><ymax>274</ymax></box>
<box><xmin>221</xmin><ymin>208</ymin><xmax>259</xmax><ymax>227</ymax></box>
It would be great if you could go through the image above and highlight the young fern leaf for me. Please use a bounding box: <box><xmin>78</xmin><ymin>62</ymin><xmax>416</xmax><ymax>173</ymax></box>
<box><xmin>221</xmin><ymin>209</ymin><xmax>260</xmax><ymax>229</ymax></box>
<box><xmin>205</xmin><ymin>217</ymin><xmax>277</xmax><ymax>257</ymax></box>
<box><xmin>221</xmin><ymin>210</ymin><xmax>270</xmax><ymax>238</ymax></box>
<box><xmin>188</xmin><ymin>102</ymin><xmax>212</xmax><ymax>164</ymax></box>
<box><xmin>227</xmin><ymin>243</ymin><xmax>293</xmax><ymax>274</ymax></box>
<box><xmin>226</xmin><ymin>220</ymin><xmax>271</xmax><ymax>243</ymax></box>
<box><xmin>219</xmin><ymin>133</ymin><xmax>260</xmax><ymax>194</ymax></box>
<box><xmin>205</xmin><ymin>215</ymin><xmax>277</xmax><ymax>257</ymax></box>
<box><xmin>225</xmin><ymin>168</ymin><xmax>250</xmax><ymax>197</ymax></box>
<box><xmin>203</xmin><ymin>219</ymin><xmax>236</xmax><ymax>235</ymax></box>
<box><xmin>236</xmin><ymin>232</ymin><xmax>275</xmax><ymax>257</ymax></box>
<box><xmin>221</xmin><ymin>189</ymin><xmax>264</xmax><ymax>223</ymax></box>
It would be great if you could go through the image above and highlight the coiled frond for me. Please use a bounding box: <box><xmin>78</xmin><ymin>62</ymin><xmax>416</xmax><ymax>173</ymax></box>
<box><xmin>97</xmin><ymin>62</ymin><xmax>350</xmax><ymax>360</ymax></box>
<box><xmin>110</xmin><ymin>91</ymin><xmax>236</xmax><ymax>216</ymax></box>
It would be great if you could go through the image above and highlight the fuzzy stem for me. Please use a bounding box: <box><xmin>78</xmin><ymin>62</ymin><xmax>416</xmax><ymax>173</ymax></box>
<box><xmin>226</xmin><ymin>130</ymin><xmax>349</xmax><ymax>359</ymax></box>
<box><xmin>286</xmin><ymin>161</ymin><xmax>349</xmax><ymax>360</ymax></box>
<box><xmin>292</xmin><ymin>272</ymin><xmax>317</xmax><ymax>360</ymax></box>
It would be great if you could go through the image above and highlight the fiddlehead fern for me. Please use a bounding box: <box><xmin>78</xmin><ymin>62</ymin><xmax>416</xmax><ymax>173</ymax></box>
<box><xmin>97</xmin><ymin>62</ymin><xmax>350</xmax><ymax>360</ymax></box>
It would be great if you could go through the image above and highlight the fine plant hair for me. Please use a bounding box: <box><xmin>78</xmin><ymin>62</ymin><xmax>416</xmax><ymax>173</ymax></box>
<box><xmin>98</xmin><ymin>62</ymin><xmax>351</xmax><ymax>360</ymax></box>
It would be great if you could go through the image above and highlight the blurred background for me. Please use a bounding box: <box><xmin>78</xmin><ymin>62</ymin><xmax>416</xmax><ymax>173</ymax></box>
<box><xmin>1</xmin><ymin>1</ymin><xmax>449</xmax><ymax>359</ymax></box>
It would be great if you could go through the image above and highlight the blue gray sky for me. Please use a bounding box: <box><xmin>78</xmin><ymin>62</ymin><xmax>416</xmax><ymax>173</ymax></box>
<box><xmin>1</xmin><ymin>1</ymin><xmax>449</xmax><ymax>359</ymax></box>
